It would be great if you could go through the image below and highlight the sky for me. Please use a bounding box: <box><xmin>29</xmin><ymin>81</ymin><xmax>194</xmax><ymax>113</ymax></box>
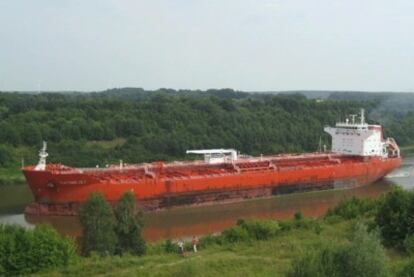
<box><xmin>0</xmin><ymin>0</ymin><xmax>413</xmax><ymax>92</ymax></box>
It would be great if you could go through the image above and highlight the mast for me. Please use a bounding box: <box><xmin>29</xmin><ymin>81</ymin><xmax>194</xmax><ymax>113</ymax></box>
<box><xmin>360</xmin><ymin>108</ymin><xmax>365</xmax><ymax>124</ymax></box>
<box><xmin>35</xmin><ymin>141</ymin><xmax>48</xmax><ymax>171</ymax></box>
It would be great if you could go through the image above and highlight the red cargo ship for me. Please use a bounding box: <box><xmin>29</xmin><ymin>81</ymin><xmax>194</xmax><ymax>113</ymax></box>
<box><xmin>23</xmin><ymin>110</ymin><xmax>401</xmax><ymax>215</ymax></box>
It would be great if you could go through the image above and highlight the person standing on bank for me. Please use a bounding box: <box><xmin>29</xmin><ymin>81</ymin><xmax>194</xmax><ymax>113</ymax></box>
<box><xmin>178</xmin><ymin>240</ymin><xmax>184</xmax><ymax>254</ymax></box>
<box><xmin>192</xmin><ymin>236</ymin><xmax>198</xmax><ymax>253</ymax></box>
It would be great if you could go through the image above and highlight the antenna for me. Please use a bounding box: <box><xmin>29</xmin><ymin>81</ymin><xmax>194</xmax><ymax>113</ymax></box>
<box><xmin>318</xmin><ymin>136</ymin><xmax>322</xmax><ymax>152</ymax></box>
<box><xmin>350</xmin><ymin>114</ymin><xmax>357</xmax><ymax>124</ymax></box>
<box><xmin>360</xmin><ymin>109</ymin><xmax>365</xmax><ymax>124</ymax></box>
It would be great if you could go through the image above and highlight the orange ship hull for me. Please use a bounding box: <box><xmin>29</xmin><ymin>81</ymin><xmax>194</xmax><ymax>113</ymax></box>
<box><xmin>22</xmin><ymin>153</ymin><xmax>401</xmax><ymax>215</ymax></box>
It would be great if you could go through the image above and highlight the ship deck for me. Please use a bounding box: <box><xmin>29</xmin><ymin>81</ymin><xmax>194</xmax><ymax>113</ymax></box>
<box><xmin>44</xmin><ymin>152</ymin><xmax>366</xmax><ymax>182</ymax></box>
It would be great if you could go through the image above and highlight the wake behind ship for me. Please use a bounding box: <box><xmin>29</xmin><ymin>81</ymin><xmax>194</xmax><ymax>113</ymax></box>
<box><xmin>23</xmin><ymin>110</ymin><xmax>401</xmax><ymax>216</ymax></box>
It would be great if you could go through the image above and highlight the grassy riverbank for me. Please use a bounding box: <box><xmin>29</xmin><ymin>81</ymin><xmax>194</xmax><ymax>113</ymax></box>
<box><xmin>401</xmin><ymin>144</ymin><xmax>414</xmax><ymax>155</ymax></box>
<box><xmin>33</xmin><ymin>216</ymin><xmax>411</xmax><ymax>277</ymax></box>
<box><xmin>34</xmin><ymin>220</ymin><xmax>346</xmax><ymax>276</ymax></box>
<box><xmin>0</xmin><ymin>167</ymin><xmax>25</xmax><ymax>186</ymax></box>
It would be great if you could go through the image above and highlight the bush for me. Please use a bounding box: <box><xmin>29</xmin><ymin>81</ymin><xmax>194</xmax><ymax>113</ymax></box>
<box><xmin>288</xmin><ymin>244</ymin><xmax>344</xmax><ymax>277</ymax></box>
<box><xmin>397</xmin><ymin>258</ymin><xmax>414</xmax><ymax>277</ymax></box>
<box><xmin>198</xmin><ymin>234</ymin><xmax>220</xmax><ymax>249</ymax></box>
<box><xmin>326</xmin><ymin>196</ymin><xmax>378</xmax><ymax>220</ymax></box>
<box><xmin>222</xmin><ymin>226</ymin><xmax>249</xmax><ymax>243</ymax></box>
<box><xmin>288</xmin><ymin>224</ymin><xmax>389</xmax><ymax>277</ymax></box>
<box><xmin>279</xmin><ymin>220</ymin><xmax>294</xmax><ymax>231</ymax></box>
<box><xmin>294</xmin><ymin>211</ymin><xmax>303</xmax><ymax>221</ymax></box>
<box><xmin>404</xmin><ymin>235</ymin><xmax>414</xmax><ymax>256</ymax></box>
<box><xmin>240</xmin><ymin>220</ymin><xmax>280</xmax><ymax>240</ymax></box>
<box><xmin>344</xmin><ymin>224</ymin><xmax>389</xmax><ymax>277</ymax></box>
<box><xmin>375</xmin><ymin>187</ymin><xmax>414</xmax><ymax>247</ymax></box>
<box><xmin>0</xmin><ymin>224</ymin><xmax>76</xmax><ymax>275</ymax></box>
<box><xmin>323</xmin><ymin>215</ymin><xmax>343</xmax><ymax>225</ymax></box>
<box><xmin>293</xmin><ymin>218</ymin><xmax>321</xmax><ymax>232</ymax></box>
<box><xmin>221</xmin><ymin>219</ymin><xmax>281</xmax><ymax>243</ymax></box>
<box><xmin>164</xmin><ymin>239</ymin><xmax>178</xmax><ymax>253</ymax></box>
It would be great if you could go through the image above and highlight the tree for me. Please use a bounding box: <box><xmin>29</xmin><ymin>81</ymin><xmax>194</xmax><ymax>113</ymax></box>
<box><xmin>79</xmin><ymin>193</ymin><xmax>117</xmax><ymax>256</ymax></box>
<box><xmin>21</xmin><ymin>124</ymin><xmax>42</xmax><ymax>146</ymax></box>
<box><xmin>0</xmin><ymin>145</ymin><xmax>12</xmax><ymax>167</ymax></box>
<box><xmin>114</xmin><ymin>191</ymin><xmax>146</xmax><ymax>255</ymax></box>
<box><xmin>0</xmin><ymin>224</ymin><xmax>76</xmax><ymax>275</ymax></box>
<box><xmin>288</xmin><ymin>224</ymin><xmax>389</xmax><ymax>277</ymax></box>
<box><xmin>343</xmin><ymin>224</ymin><xmax>389</xmax><ymax>277</ymax></box>
<box><xmin>375</xmin><ymin>187</ymin><xmax>412</xmax><ymax>247</ymax></box>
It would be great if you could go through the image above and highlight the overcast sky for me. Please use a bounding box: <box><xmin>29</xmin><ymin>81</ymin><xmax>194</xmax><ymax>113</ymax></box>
<box><xmin>0</xmin><ymin>0</ymin><xmax>413</xmax><ymax>92</ymax></box>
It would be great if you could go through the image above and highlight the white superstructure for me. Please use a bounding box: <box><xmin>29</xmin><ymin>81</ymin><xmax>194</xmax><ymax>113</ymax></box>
<box><xmin>324</xmin><ymin>109</ymin><xmax>399</xmax><ymax>157</ymax></box>
<box><xmin>186</xmin><ymin>149</ymin><xmax>238</xmax><ymax>164</ymax></box>
<box><xmin>35</xmin><ymin>141</ymin><xmax>48</xmax><ymax>171</ymax></box>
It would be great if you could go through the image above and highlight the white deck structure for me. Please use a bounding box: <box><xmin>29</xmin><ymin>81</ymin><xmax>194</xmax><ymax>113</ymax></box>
<box><xmin>324</xmin><ymin>109</ymin><xmax>399</xmax><ymax>157</ymax></box>
<box><xmin>186</xmin><ymin>149</ymin><xmax>238</xmax><ymax>164</ymax></box>
<box><xmin>35</xmin><ymin>141</ymin><xmax>48</xmax><ymax>171</ymax></box>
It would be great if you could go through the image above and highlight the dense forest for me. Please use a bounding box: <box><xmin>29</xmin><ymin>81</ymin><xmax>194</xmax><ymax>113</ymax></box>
<box><xmin>0</xmin><ymin>89</ymin><xmax>413</xmax><ymax>170</ymax></box>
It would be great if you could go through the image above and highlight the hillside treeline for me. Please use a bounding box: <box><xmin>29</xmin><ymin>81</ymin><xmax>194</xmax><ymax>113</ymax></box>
<box><xmin>0</xmin><ymin>90</ymin><xmax>408</xmax><ymax>168</ymax></box>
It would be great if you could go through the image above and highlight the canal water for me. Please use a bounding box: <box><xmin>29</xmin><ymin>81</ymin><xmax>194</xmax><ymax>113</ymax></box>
<box><xmin>1</xmin><ymin>156</ymin><xmax>413</xmax><ymax>241</ymax></box>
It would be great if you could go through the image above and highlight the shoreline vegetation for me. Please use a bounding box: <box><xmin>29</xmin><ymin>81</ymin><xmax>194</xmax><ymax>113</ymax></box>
<box><xmin>1</xmin><ymin>187</ymin><xmax>414</xmax><ymax>276</ymax></box>
<box><xmin>401</xmin><ymin>145</ymin><xmax>414</xmax><ymax>155</ymax></box>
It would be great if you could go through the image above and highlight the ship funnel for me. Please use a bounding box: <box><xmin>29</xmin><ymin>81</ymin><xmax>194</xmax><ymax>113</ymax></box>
<box><xmin>35</xmin><ymin>141</ymin><xmax>48</xmax><ymax>171</ymax></box>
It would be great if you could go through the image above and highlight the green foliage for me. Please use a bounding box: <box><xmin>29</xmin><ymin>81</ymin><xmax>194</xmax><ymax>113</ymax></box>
<box><xmin>326</xmin><ymin>196</ymin><xmax>378</xmax><ymax>220</ymax></box>
<box><xmin>404</xmin><ymin>235</ymin><xmax>414</xmax><ymax>256</ymax></box>
<box><xmin>0</xmin><ymin>145</ymin><xmax>12</xmax><ymax>167</ymax></box>
<box><xmin>79</xmin><ymin>192</ymin><xmax>117</xmax><ymax>256</ymax></box>
<box><xmin>239</xmin><ymin>219</ymin><xmax>280</xmax><ymax>240</ymax></box>
<box><xmin>164</xmin><ymin>239</ymin><xmax>178</xmax><ymax>253</ymax></box>
<box><xmin>288</xmin><ymin>244</ymin><xmax>344</xmax><ymax>277</ymax></box>
<box><xmin>278</xmin><ymin>217</ymin><xmax>322</xmax><ymax>234</ymax></box>
<box><xmin>386</xmin><ymin>112</ymin><xmax>414</xmax><ymax>146</ymax></box>
<box><xmin>222</xmin><ymin>226</ymin><xmax>249</xmax><ymax>243</ymax></box>
<box><xmin>114</xmin><ymin>191</ymin><xmax>146</xmax><ymax>255</ymax></box>
<box><xmin>279</xmin><ymin>220</ymin><xmax>294</xmax><ymax>231</ymax></box>
<box><xmin>323</xmin><ymin>215</ymin><xmax>343</xmax><ymax>225</ymax></box>
<box><xmin>288</xmin><ymin>224</ymin><xmax>389</xmax><ymax>277</ymax></box>
<box><xmin>294</xmin><ymin>211</ymin><xmax>303</xmax><ymax>221</ymax></box>
<box><xmin>375</xmin><ymin>187</ymin><xmax>414</xmax><ymax>247</ymax></box>
<box><xmin>0</xmin><ymin>224</ymin><xmax>76</xmax><ymax>275</ymax></box>
<box><xmin>345</xmin><ymin>224</ymin><xmax>389</xmax><ymax>277</ymax></box>
<box><xmin>0</xmin><ymin>91</ymin><xmax>374</xmax><ymax>169</ymax></box>
<box><xmin>221</xmin><ymin>219</ymin><xmax>281</xmax><ymax>243</ymax></box>
<box><xmin>198</xmin><ymin>234</ymin><xmax>221</xmax><ymax>249</ymax></box>
<box><xmin>397</xmin><ymin>258</ymin><xmax>414</xmax><ymax>277</ymax></box>
<box><xmin>2</xmin><ymin>90</ymin><xmax>414</xmax><ymax>172</ymax></box>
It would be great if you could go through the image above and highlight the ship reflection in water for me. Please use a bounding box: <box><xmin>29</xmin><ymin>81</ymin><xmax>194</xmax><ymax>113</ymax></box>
<box><xmin>26</xmin><ymin>180</ymin><xmax>393</xmax><ymax>241</ymax></box>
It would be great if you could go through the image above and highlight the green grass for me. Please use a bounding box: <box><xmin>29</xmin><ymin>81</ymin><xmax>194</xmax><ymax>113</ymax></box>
<box><xmin>0</xmin><ymin>166</ymin><xmax>25</xmax><ymax>186</ymax></box>
<box><xmin>33</xmin><ymin>220</ymin><xmax>372</xmax><ymax>277</ymax></box>
<box><xmin>400</xmin><ymin>144</ymin><xmax>414</xmax><ymax>155</ymax></box>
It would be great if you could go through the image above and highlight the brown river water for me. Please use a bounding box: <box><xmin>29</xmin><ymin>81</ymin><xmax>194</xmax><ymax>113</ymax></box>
<box><xmin>1</xmin><ymin>155</ymin><xmax>414</xmax><ymax>241</ymax></box>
